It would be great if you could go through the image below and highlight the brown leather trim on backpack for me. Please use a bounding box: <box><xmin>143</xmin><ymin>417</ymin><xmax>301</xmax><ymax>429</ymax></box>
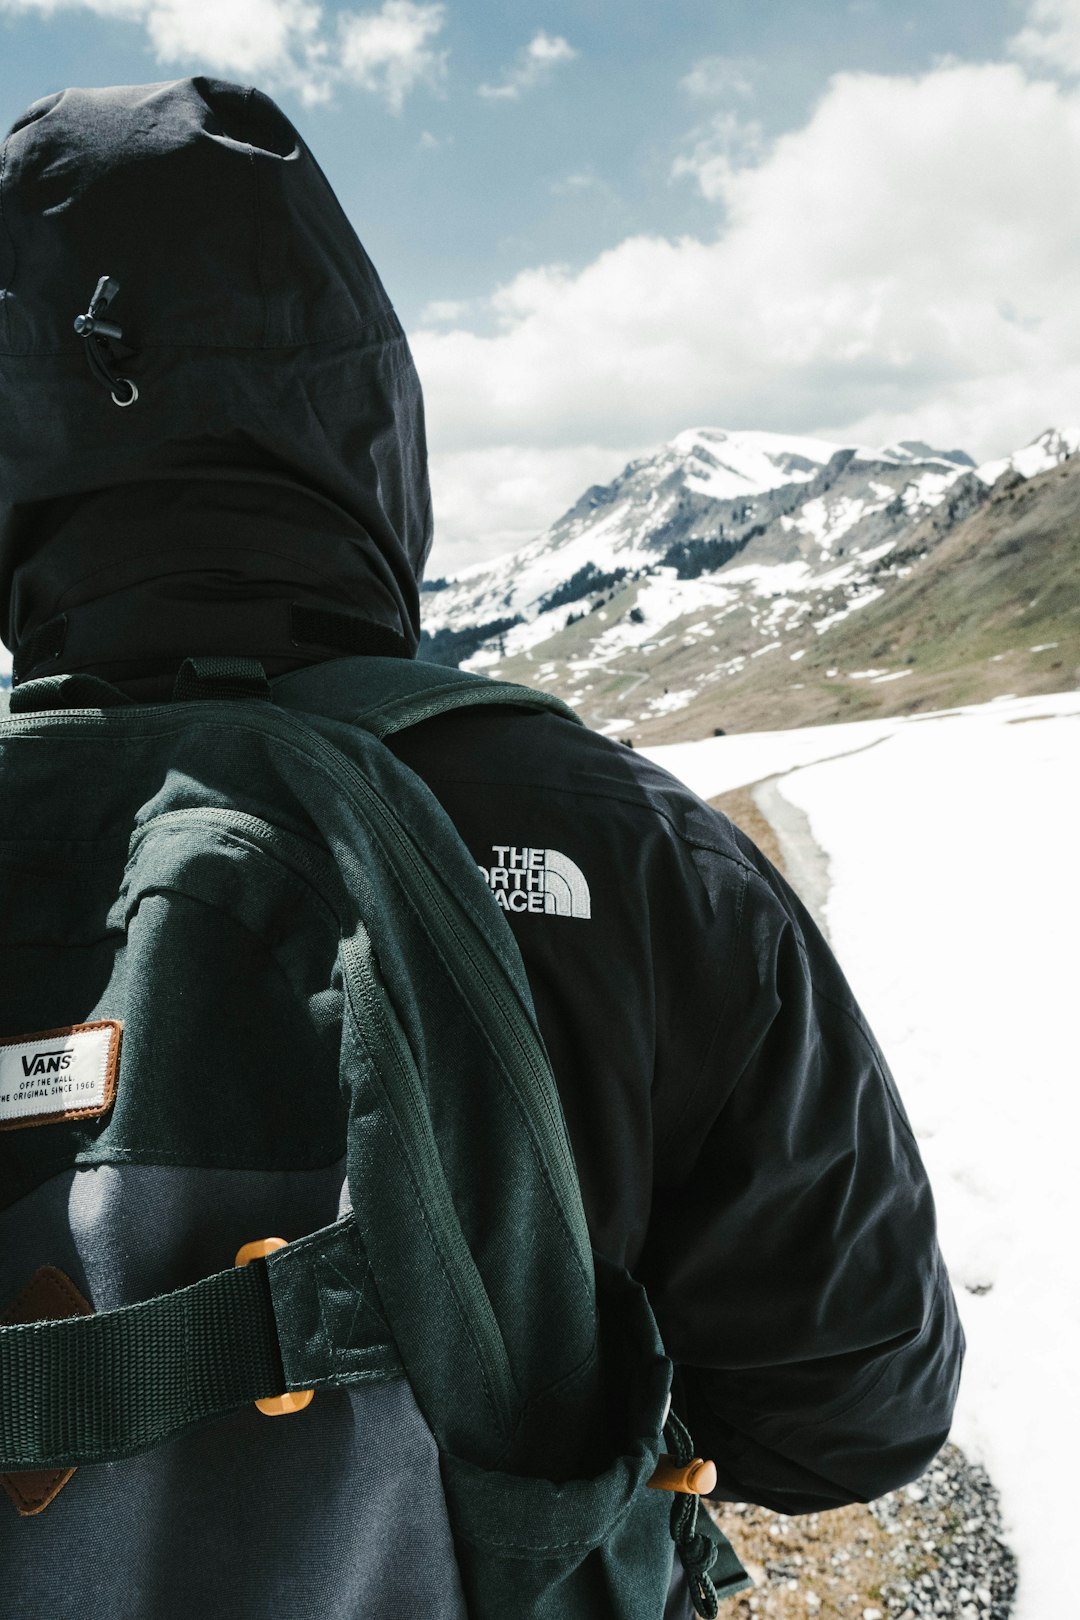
<box><xmin>0</xmin><ymin>1020</ymin><xmax>122</xmax><ymax>1132</ymax></box>
<box><xmin>1</xmin><ymin>1267</ymin><xmax>95</xmax><ymax>1516</ymax></box>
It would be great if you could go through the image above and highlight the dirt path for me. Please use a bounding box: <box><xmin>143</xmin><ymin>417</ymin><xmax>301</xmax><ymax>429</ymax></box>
<box><xmin>708</xmin><ymin>783</ymin><xmax>789</xmax><ymax>875</ymax></box>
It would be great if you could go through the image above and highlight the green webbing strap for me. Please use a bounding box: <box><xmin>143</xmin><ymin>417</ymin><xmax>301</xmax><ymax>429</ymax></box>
<box><xmin>350</xmin><ymin>677</ymin><xmax>581</xmax><ymax>740</ymax></box>
<box><xmin>0</xmin><ymin>1261</ymin><xmax>281</xmax><ymax>1471</ymax></box>
<box><xmin>270</xmin><ymin>655</ymin><xmax>581</xmax><ymax>739</ymax></box>
<box><xmin>172</xmin><ymin>657</ymin><xmax>272</xmax><ymax>703</ymax></box>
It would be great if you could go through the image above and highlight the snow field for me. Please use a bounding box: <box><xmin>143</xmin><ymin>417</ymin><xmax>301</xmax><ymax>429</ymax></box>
<box><xmin>647</xmin><ymin>690</ymin><xmax>1080</xmax><ymax>1620</ymax></box>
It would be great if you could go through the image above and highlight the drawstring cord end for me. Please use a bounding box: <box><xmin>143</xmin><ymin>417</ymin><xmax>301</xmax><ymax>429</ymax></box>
<box><xmin>655</xmin><ymin>1408</ymin><xmax>752</xmax><ymax>1618</ymax></box>
<box><xmin>73</xmin><ymin>275</ymin><xmax>138</xmax><ymax>407</ymax></box>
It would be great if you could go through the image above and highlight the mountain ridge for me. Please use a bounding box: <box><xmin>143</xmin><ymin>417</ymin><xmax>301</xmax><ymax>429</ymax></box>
<box><xmin>420</xmin><ymin>425</ymin><xmax>1080</xmax><ymax>741</ymax></box>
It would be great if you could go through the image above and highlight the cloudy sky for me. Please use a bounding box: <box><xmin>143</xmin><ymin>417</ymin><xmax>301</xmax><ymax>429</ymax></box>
<box><xmin>2</xmin><ymin>0</ymin><xmax>1079</xmax><ymax>569</ymax></box>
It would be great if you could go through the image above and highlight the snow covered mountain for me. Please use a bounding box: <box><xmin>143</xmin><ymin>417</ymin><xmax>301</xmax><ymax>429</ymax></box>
<box><xmin>422</xmin><ymin>429</ymin><xmax>977</xmax><ymax>646</ymax></box>
<box><xmin>420</xmin><ymin>426</ymin><xmax>1080</xmax><ymax>740</ymax></box>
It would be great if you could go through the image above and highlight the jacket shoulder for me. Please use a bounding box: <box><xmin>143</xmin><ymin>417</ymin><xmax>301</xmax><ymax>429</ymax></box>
<box><xmin>387</xmin><ymin>703</ymin><xmax>754</xmax><ymax>872</ymax></box>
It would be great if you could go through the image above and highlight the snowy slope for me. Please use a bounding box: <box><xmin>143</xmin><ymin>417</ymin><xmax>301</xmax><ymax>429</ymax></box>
<box><xmin>646</xmin><ymin>689</ymin><xmax>1080</xmax><ymax>1620</ymax></box>
<box><xmin>975</xmin><ymin>425</ymin><xmax>1080</xmax><ymax>486</ymax></box>
<box><xmin>667</xmin><ymin>427</ymin><xmax>849</xmax><ymax>499</ymax></box>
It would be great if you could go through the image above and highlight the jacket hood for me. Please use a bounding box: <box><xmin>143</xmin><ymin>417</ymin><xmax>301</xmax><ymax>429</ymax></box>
<box><xmin>0</xmin><ymin>78</ymin><xmax>432</xmax><ymax>682</ymax></box>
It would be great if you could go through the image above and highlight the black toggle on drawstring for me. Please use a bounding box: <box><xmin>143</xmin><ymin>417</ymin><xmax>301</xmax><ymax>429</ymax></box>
<box><xmin>73</xmin><ymin>276</ymin><xmax>139</xmax><ymax>407</ymax></box>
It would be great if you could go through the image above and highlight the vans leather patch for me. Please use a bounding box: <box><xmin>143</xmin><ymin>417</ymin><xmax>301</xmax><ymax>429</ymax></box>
<box><xmin>1</xmin><ymin>1266</ymin><xmax>94</xmax><ymax>1516</ymax></box>
<box><xmin>0</xmin><ymin>1021</ymin><xmax>122</xmax><ymax>1131</ymax></box>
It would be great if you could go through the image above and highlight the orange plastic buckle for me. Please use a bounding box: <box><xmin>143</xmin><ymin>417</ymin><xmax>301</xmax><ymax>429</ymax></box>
<box><xmin>234</xmin><ymin>1238</ymin><xmax>314</xmax><ymax>1417</ymax></box>
<box><xmin>647</xmin><ymin>1454</ymin><xmax>718</xmax><ymax>1495</ymax></box>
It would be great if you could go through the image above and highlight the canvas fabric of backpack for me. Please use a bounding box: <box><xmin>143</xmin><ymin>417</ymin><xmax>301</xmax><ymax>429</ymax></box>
<box><xmin>0</xmin><ymin>654</ymin><xmax>749</xmax><ymax>1620</ymax></box>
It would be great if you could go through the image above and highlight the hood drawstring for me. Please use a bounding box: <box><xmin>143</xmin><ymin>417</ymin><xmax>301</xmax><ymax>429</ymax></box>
<box><xmin>73</xmin><ymin>276</ymin><xmax>138</xmax><ymax>407</ymax></box>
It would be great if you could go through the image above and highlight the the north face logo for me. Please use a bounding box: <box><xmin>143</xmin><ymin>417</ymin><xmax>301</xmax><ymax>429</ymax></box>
<box><xmin>478</xmin><ymin>846</ymin><xmax>591</xmax><ymax>919</ymax></box>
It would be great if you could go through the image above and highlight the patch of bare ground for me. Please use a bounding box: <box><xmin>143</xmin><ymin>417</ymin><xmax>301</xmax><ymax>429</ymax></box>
<box><xmin>709</xmin><ymin>1494</ymin><xmax>898</xmax><ymax>1620</ymax></box>
<box><xmin>708</xmin><ymin>1444</ymin><xmax>1016</xmax><ymax>1620</ymax></box>
<box><xmin>709</xmin><ymin>786</ymin><xmax>787</xmax><ymax>877</ymax></box>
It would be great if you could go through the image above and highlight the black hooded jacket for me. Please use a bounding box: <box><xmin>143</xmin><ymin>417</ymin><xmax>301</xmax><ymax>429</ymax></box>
<box><xmin>0</xmin><ymin>79</ymin><xmax>963</xmax><ymax>1521</ymax></box>
<box><xmin>0</xmin><ymin>78</ymin><xmax>429</xmax><ymax>691</ymax></box>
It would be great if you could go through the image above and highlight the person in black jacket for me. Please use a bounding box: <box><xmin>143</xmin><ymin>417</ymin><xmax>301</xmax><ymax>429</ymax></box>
<box><xmin>0</xmin><ymin>76</ymin><xmax>963</xmax><ymax>1608</ymax></box>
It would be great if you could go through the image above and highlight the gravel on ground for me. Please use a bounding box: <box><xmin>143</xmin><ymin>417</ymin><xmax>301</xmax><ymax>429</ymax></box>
<box><xmin>709</xmin><ymin>1444</ymin><xmax>1017</xmax><ymax>1620</ymax></box>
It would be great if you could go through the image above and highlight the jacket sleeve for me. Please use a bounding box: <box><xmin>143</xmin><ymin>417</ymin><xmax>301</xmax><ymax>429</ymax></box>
<box><xmin>637</xmin><ymin>829</ymin><xmax>965</xmax><ymax>1514</ymax></box>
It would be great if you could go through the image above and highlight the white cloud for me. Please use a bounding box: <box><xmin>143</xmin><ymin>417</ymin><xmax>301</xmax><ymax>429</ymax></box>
<box><xmin>1009</xmin><ymin>0</ymin><xmax>1080</xmax><ymax>76</ymax></box>
<box><xmin>671</xmin><ymin>109</ymin><xmax>765</xmax><ymax>199</ymax></box>
<box><xmin>673</xmin><ymin>52</ymin><xmax>763</xmax><ymax>198</ymax></box>
<box><xmin>0</xmin><ymin>0</ymin><xmax>446</xmax><ymax>108</ymax></box>
<box><xmin>148</xmin><ymin>0</ymin><xmax>324</xmax><ymax>86</ymax></box>
<box><xmin>478</xmin><ymin>31</ymin><xmax>576</xmax><ymax>101</ymax></box>
<box><xmin>338</xmin><ymin>1</ymin><xmax>446</xmax><ymax>112</ymax></box>
<box><xmin>420</xmin><ymin>297</ymin><xmax>473</xmax><ymax>322</ymax></box>
<box><xmin>414</xmin><ymin>58</ymin><xmax>1080</xmax><ymax>554</ymax></box>
<box><xmin>428</xmin><ymin>443</ymin><xmax>645</xmax><ymax>568</ymax></box>
<box><xmin>679</xmin><ymin>54</ymin><xmax>754</xmax><ymax>100</ymax></box>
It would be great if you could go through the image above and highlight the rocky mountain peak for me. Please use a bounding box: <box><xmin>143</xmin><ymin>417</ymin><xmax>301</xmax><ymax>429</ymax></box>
<box><xmin>416</xmin><ymin>425</ymin><xmax>1078</xmax><ymax>739</ymax></box>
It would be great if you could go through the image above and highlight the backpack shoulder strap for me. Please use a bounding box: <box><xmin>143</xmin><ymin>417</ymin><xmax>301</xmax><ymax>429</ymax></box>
<box><xmin>270</xmin><ymin>655</ymin><xmax>580</xmax><ymax>738</ymax></box>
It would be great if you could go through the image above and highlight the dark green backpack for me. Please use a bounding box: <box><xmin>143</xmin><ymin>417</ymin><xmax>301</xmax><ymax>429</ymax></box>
<box><xmin>0</xmin><ymin>656</ymin><xmax>748</xmax><ymax>1619</ymax></box>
